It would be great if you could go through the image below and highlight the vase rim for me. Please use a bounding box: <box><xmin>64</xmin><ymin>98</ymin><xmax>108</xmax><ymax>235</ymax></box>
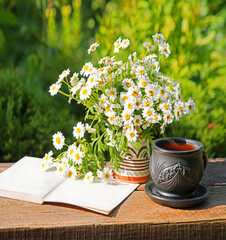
<box><xmin>151</xmin><ymin>137</ymin><xmax>203</xmax><ymax>155</ymax></box>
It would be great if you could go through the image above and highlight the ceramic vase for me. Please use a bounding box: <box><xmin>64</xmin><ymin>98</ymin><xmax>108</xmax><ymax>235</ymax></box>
<box><xmin>113</xmin><ymin>138</ymin><xmax>150</xmax><ymax>183</ymax></box>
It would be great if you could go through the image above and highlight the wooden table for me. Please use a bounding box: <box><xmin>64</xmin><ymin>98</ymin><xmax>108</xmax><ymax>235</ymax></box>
<box><xmin>0</xmin><ymin>158</ymin><xmax>225</xmax><ymax>240</ymax></box>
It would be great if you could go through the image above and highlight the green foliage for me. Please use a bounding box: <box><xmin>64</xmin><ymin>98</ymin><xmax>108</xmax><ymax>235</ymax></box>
<box><xmin>0</xmin><ymin>67</ymin><xmax>83</xmax><ymax>162</ymax></box>
<box><xmin>95</xmin><ymin>0</ymin><xmax>226</xmax><ymax>157</ymax></box>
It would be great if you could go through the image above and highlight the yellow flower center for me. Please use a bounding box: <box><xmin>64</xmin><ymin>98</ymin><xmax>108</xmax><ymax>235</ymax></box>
<box><xmin>87</xmin><ymin>176</ymin><xmax>90</xmax><ymax>180</ymax></box>
<box><xmin>139</xmin><ymin>70</ymin><xmax>144</xmax><ymax>75</ymax></box>
<box><xmin>52</xmin><ymin>86</ymin><xmax>56</xmax><ymax>90</ymax></box>
<box><xmin>149</xmin><ymin>90</ymin><xmax>154</xmax><ymax>96</ymax></box>
<box><xmin>160</xmin><ymin>89</ymin><xmax>165</xmax><ymax>95</ymax></box>
<box><xmin>56</xmin><ymin>137</ymin><xmax>61</xmax><ymax>144</ymax></box>
<box><xmin>163</xmin><ymin>104</ymin><xmax>169</xmax><ymax>110</ymax></box>
<box><xmin>145</xmin><ymin>101</ymin><xmax>150</xmax><ymax>107</ymax></box>
<box><xmin>68</xmin><ymin>171</ymin><xmax>73</xmax><ymax>177</ymax></box>
<box><xmin>126</xmin><ymin>82</ymin><xmax>131</xmax><ymax>88</ymax></box>
<box><xmin>125</xmin><ymin>125</ymin><xmax>131</xmax><ymax>130</ymax></box>
<box><xmin>151</xmin><ymin>63</ymin><xmax>156</xmax><ymax>69</ymax></box>
<box><xmin>135</xmin><ymin>119</ymin><xmax>140</xmax><ymax>124</ymax></box>
<box><xmin>179</xmin><ymin>106</ymin><xmax>183</xmax><ymax>111</ymax></box>
<box><xmin>110</xmin><ymin>91</ymin><xmax>115</xmax><ymax>97</ymax></box>
<box><xmin>129</xmin><ymin>132</ymin><xmax>135</xmax><ymax>138</ymax></box>
<box><xmin>125</xmin><ymin>114</ymin><xmax>130</xmax><ymax>120</ymax></box>
<box><xmin>101</xmin><ymin>99</ymin><xmax>105</xmax><ymax>105</ymax></box>
<box><xmin>188</xmin><ymin>104</ymin><xmax>192</xmax><ymax>110</ymax></box>
<box><xmin>91</xmin><ymin>45</ymin><xmax>95</xmax><ymax>50</ymax></box>
<box><xmin>76</xmin><ymin>128</ymin><xmax>81</xmax><ymax>133</ymax></box>
<box><xmin>75</xmin><ymin>153</ymin><xmax>80</xmax><ymax>160</ymax></box>
<box><xmin>122</xmin><ymin>95</ymin><xmax>128</xmax><ymax>102</ymax></box>
<box><xmin>59</xmin><ymin>167</ymin><xmax>63</xmax><ymax>172</ymax></box>
<box><xmin>132</xmin><ymin>90</ymin><xmax>138</xmax><ymax>97</ymax></box>
<box><xmin>89</xmin><ymin>68</ymin><xmax>93</xmax><ymax>72</ymax></box>
<box><xmin>105</xmin><ymin>105</ymin><xmax>110</xmax><ymax>112</ymax></box>
<box><xmin>110</xmin><ymin>116</ymin><xmax>114</xmax><ymax>121</ymax></box>
<box><xmin>82</xmin><ymin>89</ymin><xmax>88</xmax><ymax>95</ymax></box>
<box><xmin>147</xmin><ymin>110</ymin><xmax>152</xmax><ymax>116</ymax></box>
<box><xmin>70</xmin><ymin>149</ymin><xmax>74</xmax><ymax>155</ymax></box>
<box><xmin>116</xmin><ymin>43</ymin><xmax>120</xmax><ymax>49</ymax></box>
<box><xmin>45</xmin><ymin>155</ymin><xmax>49</xmax><ymax>161</ymax></box>
<box><xmin>153</xmin><ymin>115</ymin><xmax>158</xmax><ymax>121</ymax></box>
<box><xmin>99</xmin><ymin>68</ymin><xmax>104</xmax><ymax>72</ymax></box>
<box><xmin>42</xmin><ymin>163</ymin><xmax>45</xmax><ymax>168</ymax></box>
<box><xmin>167</xmin><ymin>115</ymin><xmax>171</xmax><ymax>120</ymax></box>
<box><xmin>136</xmin><ymin>101</ymin><xmax>140</xmax><ymax>107</ymax></box>
<box><xmin>105</xmin><ymin>172</ymin><xmax>110</xmax><ymax>179</ymax></box>
<box><xmin>163</xmin><ymin>46</ymin><xmax>167</xmax><ymax>51</ymax></box>
<box><xmin>84</xmin><ymin>65</ymin><xmax>89</xmax><ymax>71</ymax></box>
<box><xmin>128</xmin><ymin>103</ymin><xmax>132</xmax><ymax>109</ymax></box>
<box><xmin>142</xmin><ymin>81</ymin><xmax>147</xmax><ymax>87</ymax></box>
<box><xmin>90</xmin><ymin>77</ymin><xmax>94</xmax><ymax>82</ymax></box>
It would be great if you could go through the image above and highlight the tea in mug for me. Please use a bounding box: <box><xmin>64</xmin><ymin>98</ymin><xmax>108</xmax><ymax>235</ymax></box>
<box><xmin>158</xmin><ymin>142</ymin><xmax>197</xmax><ymax>151</ymax></box>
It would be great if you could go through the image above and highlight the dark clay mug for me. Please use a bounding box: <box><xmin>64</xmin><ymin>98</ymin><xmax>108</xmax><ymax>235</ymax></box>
<box><xmin>150</xmin><ymin>137</ymin><xmax>208</xmax><ymax>199</ymax></box>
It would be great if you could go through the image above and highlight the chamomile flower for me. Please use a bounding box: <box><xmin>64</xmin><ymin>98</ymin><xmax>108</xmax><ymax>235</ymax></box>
<box><xmin>59</xmin><ymin>68</ymin><xmax>70</xmax><ymax>80</ymax></box>
<box><xmin>70</xmin><ymin>72</ymin><xmax>79</xmax><ymax>86</ymax></box>
<box><xmin>49</xmin><ymin>83</ymin><xmax>61</xmax><ymax>96</ymax></box>
<box><xmin>128</xmin><ymin>87</ymin><xmax>141</xmax><ymax>100</ymax></box>
<box><xmin>121</xmin><ymin>39</ymin><xmax>130</xmax><ymax>49</ymax></box>
<box><xmin>67</xmin><ymin>144</ymin><xmax>77</xmax><ymax>160</ymax></box>
<box><xmin>71</xmin><ymin>82</ymin><xmax>83</xmax><ymax>95</ymax></box>
<box><xmin>87</xmin><ymin>75</ymin><xmax>98</xmax><ymax>88</ymax></box>
<box><xmin>67</xmin><ymin>166</ymin><xmax>77</xmax><ymax>179</ymax></box>
<box><xmin>142</xmin><ymin>121</ymin><xmax>151</xmax><ymax>130</ymax></box>
<box><xmin>52</xmin><ymin>131</ymin><xmax>65</xmax><ymax>150</ymax></box>
<box><xmin>159</xmin><ymin>42</ymin><xmax>171</xmax><ymax>57</ymax></box>
<box><xmin>107</xmin><ymin>111</ymin><xmax>117</xmax><ymax>125</ymax></box>
<box><xmin>134</xmin><ymin>115</ymin><xmax>142</xmax><ymax>127</ymax></box>
<box><xmin>102</xmin><ymin>167</ymin><xmax>113</xmax><ymax>184</ymax></box>
<box><xmin>121</xmin><ymin>110</ymin><xmax>134</xmax><ymax>123</ymax></box>
<box><xmin>94</xmin><ymin>104</ymin><xmax>103</xmax><ymax>113</ymax></box>
<box><xmin>120</xmin><ymin>92</ymin><xmax>129</xmax><ymax>105</ymax></box>
<box><xmin>57</xmin><ymin>163</ymin><xmax>67</xmax><ymax>176</ymax></box>
<box><xmin>85</xmin><ymin>123</ymin><xmax>96</xmax><ymax>133</ymax></box>
<box><xmin>135</xmin><ymin>66</ymin><xmax>147</xmax><ymax>79</ymax></box>
<box><xmin>143</xmin><ymin>42</ymin><xmax>155</xmax><ymax>52</ymax></box>
<box><xmin>138</xmin><ymin>78</ymin><xmax>149</xmax><ymax>88</ymax></box>
<box><xmin>73</xmin><ymin>122</ymin><xmax>85</xmax><ymax>139</ymax></box>
<box><xmin>134</xmin><ymin>98</ymin><xmax>142</xmax><ymax>110</ymax></box>
<box><xmin>145</xmin><ymin>84</ymin><xmax>158</xmax><ymax>101</ymax></box>
<box><xmin>88</xmin><ymin>42</ymin><xmax>99</xmax><ymax>54</ymax></box>
<box><xmin>160</xmin><ymin>101</ymin><xmax>172</xmax><ymax>113</ymax></box>
<box><xmin>97</xmin><ymin>169</ymin><xmax>103</xmax><ymax>178</ymax></box>
<box><xmin>142</xmin><ymin>98</ymin><xmax>153</xmax><ymax>108</ymax></box>
<box><xmin>61</xmin><ymin>157</ymin><xmax>68</xmax><ymax>167</ymax></box>
<box><xmin>163</xmin><ymin>110</ymin><xmax>174</xmax><ymax>124</ymax></box>
<box><xmin>80</xmin><ymin>86</ymin><xmax>91</xmax><ymax>100</ymax></box>
<box><xmin>158</xmin><ymin>87</ymin><xmax>169</xmax><ymax>101</ymax></box>
<box><xmin>99</xmin><ymin>94</ymin><xmax>108</xmax><ymax>107</ymax></box>
<box><xmin>185</xmin><ymin>98</ymin><xmax>196</xmax><ymax>114</ymax></box>
<box><xmin>84</xmin><ymin>171</ymin><xmax>94</xmax><ymax>183</ymax></box>
<box><xmin>41</xmin><ymin>160</ymin><xmax>49</xmax><ymax>171</ymax></box>
<box><xmin>151</xmin><ymin>114</ymin><xmax>162</xmax><ymax>123</ymax></box>
<box><xmin>43</xmin><ymin>150</ymin><xmax>53</xmax><ymax>162</ymax></box>
<box><xmin>114</xmin><ymin>37</ymin><xmax>122</xmax><ymax>53</ymax></box>
<box><xmin>106</xmin><ymin>87</ymin><xmax>117</xmax><ymax>101</ymax></box>
<box><xmin>80</xmin><ymin>62</ymin><xmax>93</xmax><ymax>76</ymax></box>
<box><xmin>122</xmin><ymin>78</ymin><xmax>134</xmax><ymax>90</ymax></box>
<box><xmin>142</xmin><ymin>107</ymin><xmax>154</xmax><ymax>120</ymax></box>
<box><xmin>73</xmin><ymin>147</ymin><xmax>84</xmax><ymax>165</ymax></box>
<box><xmin>152</xmin><ymin>33</ymin><xmax>165</xmax><ymax>44</ymax></box>
<box><xmin>124</xmin><ymin>99</ymin><xmax>135</xmax><ymax>113</ymax></box>
<box><xmin>126</xmin><ymin>128</ymin><xmax>138</xmax><ymax>142</ymax></box>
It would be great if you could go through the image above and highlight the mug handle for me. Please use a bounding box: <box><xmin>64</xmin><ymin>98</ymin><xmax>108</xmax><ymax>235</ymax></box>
<box><xmin>202</xmin><ymin>150</ymin><xmax>208</xmax><ymax>169</ymax></box>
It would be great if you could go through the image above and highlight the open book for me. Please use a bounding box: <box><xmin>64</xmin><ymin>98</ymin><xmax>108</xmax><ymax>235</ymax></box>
<box><xmin>0</xmin><ymin>156</ymin><xmax>138</xmax><ymax>215</ymax></box>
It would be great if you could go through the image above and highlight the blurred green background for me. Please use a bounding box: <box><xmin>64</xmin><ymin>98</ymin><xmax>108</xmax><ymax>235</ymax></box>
<box><xmin>0</xmin><ymin>0</ymin><xmax>225</xmax><ymax>162</ymax></box>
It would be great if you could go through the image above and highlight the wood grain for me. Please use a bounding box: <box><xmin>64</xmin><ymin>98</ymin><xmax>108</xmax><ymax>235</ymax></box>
<box><xmin>0</xmin><ymin>158</ymin><xmax>225</xmax><ymax>239</ymax></box>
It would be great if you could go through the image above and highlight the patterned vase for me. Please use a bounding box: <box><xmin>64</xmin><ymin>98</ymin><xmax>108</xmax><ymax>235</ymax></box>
<box><xmin>113</xmin><ymin>138</ymin><xmax>150</xmax><ymax>183</ymax></box>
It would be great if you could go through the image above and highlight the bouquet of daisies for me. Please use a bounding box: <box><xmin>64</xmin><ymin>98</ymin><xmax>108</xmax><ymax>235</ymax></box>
<box><xmin>42</xmin><ymin>33</ymin><xmax>195</xmax><ymax>183</ymax></box>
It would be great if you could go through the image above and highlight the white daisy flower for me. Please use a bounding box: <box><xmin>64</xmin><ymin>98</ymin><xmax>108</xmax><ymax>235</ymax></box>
<box><xmin>142</xmin><ymin>107</ymin><xmax>154</xmax><ymax>120</ymax></box>
<box><xmin>163</xmin><ymin>110</ymin><xmax>174</xmax><ymax>124</ymax></box>
<box><xmin>135</xmin><ymin>66</ymin><xmax>147</xmax><ymax>80</ymax></box>
<box><xmin>71</xmin><ymin>82</ymin><xmax>83</xmax><ymax>95</ymax></box>
<box><xmin>128</xmin><ymin>86</ymin><xmax>141</xmax><ymax>100</ymax></box>
<box><xmin>88</xmin><ymin>42</ymin><xmax>99</xmax><ymax>54</ymax></box>
<box><xmin>41</xmin><ymin>160</ymin><xmax>49</xmax><ymax>171</ymax></box>
<box><xmin>79</xmin><ymin>86</ymin><xmax>91</xmax><ymax>100</ymax></box>
<box><xmin>114</xmin><ymin>37</ymin><xmax>122</xmax><ymax>53</ymax></box>
<box><xmin>143</xmin><ymin>41</ymin><xmax>155</xmax><ymax>52</ymax></box>
<box><xmin>120</xmin><ymin>92</ymin><xmax>129</xmax><ymax>105</ymax></box>
<box><xmin>160</xmin><ymin>101</ymin><xmax>172</xmax><ymax>113</ymax></box>
<box><xmin>142</xmin><ymin>98</ymin><xmax>153</xmax><ymax>108</ymax></box>
<box><xmin>152</xmin><ymin>33</ymin><xmax>165</xmax><ymax>44</ymax></box>
<box><xmin>106</xmin><ymin>87</ymin><xmax>117</xmax><ymax>101</ymax></box>
<box><xmin>52</xmin><ymin>131</ymin><xmax>65</xmax><ymax>150</ymax></box>
<box><xmin>159</xmin><ymin>42</ymin><xmax>171</xmax><ymax>57</ymax></box>
<box><xmin>99</xmin><ymin>94</ymin><xmax>108</xmax><ymax>108</ymax></box>
<box><xmin>59</xmin><ymin>68</ymin><xmax>70</xmax><ymax>80</ymax></box>
<box><xmin>73</xmin><ymin>122</ymin><xmax>85</xmax><ymax>139</ymax></box>
<box><xmin>126</xmin><ymin>128</ymin><xmax>138</xmax><ymax>142</ymax></box>
<box><xmin>105</xmin><ymin>56</ymin><xmax>115</xmax><ymax>65</ymax></box>
<box><xmin>134</xmin><ymin>115</ymin><xmax>142</xmax><ymax>127</ymax></box>
<box><xmin>87</xmin><ymin>75</ymin><xmax>98</xmax><ymax>88</ymax></box>
<box><xmin>97</xmin><ymin>169</ymin><xmax>103</xmax><ymax>178</ymax></box>
<box><xmin>185</xmin><ymin>98</ymin><xmax>196</xmax><ymax>114</ymax></box>
<box><xmin>102</xmin><ymin>167</ymin><xmax>113</xmax><ymax>184</ymax></box>
<box><xmin>121</xmin><ymin>110</ymin><xmax>134</xmax><ymax>123</ymax></box>
<box><xmin>121</xmin><ymin>39</ymin><xmax>130</xmax><ymax>49</ymax></box>
<box><xmin>80</xmin><ymin>62</ymin><xmax>93</xmax><ymax>76</ymax></box>
<box><xmin>73</xmin><ymin>147</ymin><xmax>84</xmax><ymax>165</ymax></box>
<box><xmin>151</xmin><ymin>114</ymin><xmax>162</xmax><ymax>123</ymax></box>
<box><xmin>85</xmin><ymin>123</ymin><xmax>96</xmax><ymax>133</ymax></box>
<box><xmin>134</xmin><ymin>98</ymin><xmax>142</xmax><ymax>110</ymax></box>
<box><xmin>94</xmin><ymin>104</ymin><xmax>103</xmax><ymax>113</ymax></box>
<box><xmin>174</xmin><ymin>108</ymin><xmax>182</xmax><ymax>121</ymax></box>
<box><xmin>107</xmin><ymin>112</ymin><xmax>117</xmax><ymax>125</ymax></box>
<box><xmin>70</xmin><ymin>72</ymin><xmax>79</xmax><ymax>86</ymax></box>
<box><xmin>142</xmin><ymin>121</ymin><xmax>151</xmax><ymax>130</ymax></box>
<box><xmin>43</xmin><ymin>150</ymin><xmax>53</xmax><ymax>162</ymax></box>
<box><xmin>97</xmin><ymin>67</ymin><xmax>108</xmax><ymax>78</ymax></box>
<box><xmin>67</xmin><ymin>144</ymin><xmax>77</xmax><ymax>160</ymax></box>
<box><xmin>57</xmin><ymin>163</ymin><xmax>67</xmax><ymax>176</ymax></box>
<box><xmin>67</xmin><ymin>166</ymin><xmax>77</xmax><ymax>179</ymax></box>
<box><xmin>124</xmin><ymin>99</ymin><xmax>135</xmax><ymax>113</ymax></box>
<box><xmin>61</xmin><ymin>157</ymin><xmax>68</xmax><ymax>167</ymax></box>
<box><xmin>122</xmin><ymin>78</ymin><xmax>134</xmax><ymax>90</ymax></box>
<box><xmin>84</xmin><ymin>171</ymin><xmax>94</xmax><ymax>183</ymax></box>
<box><xmin>138</xmin><ymin>78</ymin><xmax>149</xmax><ymax>88</ymax></box>
<box><xmin>158</xmin><ymin>87</ymin><xmax>169</xmax><ymax>101</ymax></box>
<box><xmin>49</xmin><ymin>83</ymin><xmax>61</xmax><ymax>96</ymax></box>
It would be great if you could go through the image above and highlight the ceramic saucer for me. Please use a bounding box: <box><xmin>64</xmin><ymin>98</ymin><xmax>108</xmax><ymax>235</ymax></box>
<box><xmin>145</xmin><ymin>181</ymin><xmax>208</xmax><ymax>208</ymax></box>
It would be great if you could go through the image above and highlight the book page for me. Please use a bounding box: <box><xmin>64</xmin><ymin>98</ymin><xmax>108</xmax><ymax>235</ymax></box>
<box><xmin>44</xmin><ymin>178</ymin><xmax>139</xmax><ymax>214</ymax></box>
<box><xmin>0</xmin><ymin>156</ymin><xmax>65</xmax><ymax>203</ymax></box>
